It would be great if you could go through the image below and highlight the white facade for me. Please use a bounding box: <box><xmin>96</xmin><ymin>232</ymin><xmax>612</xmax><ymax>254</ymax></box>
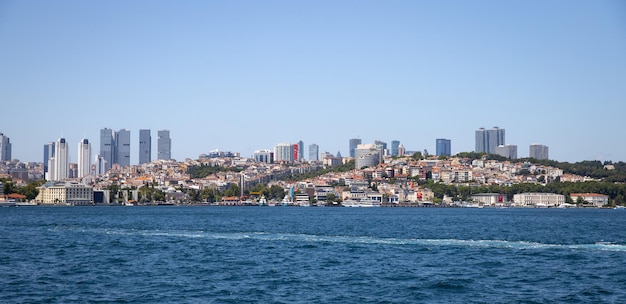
<box><xmin>36</xmin><ymin>182</ymin><xmax>94</xmax><ymax>205</ymax></box>
<box><xmin>77</xmin><ymin>139</ymin><xmax>92</xmax><ymax>178</ymax></box>
<box><xmin>570</xmin><ymin>193</ymin><xmax>609</xmax><ymax>207</ymax></box>
<box><xmin>53</xmin><ymin>138</ymin><xmax>69</xmax><ymax>181</ymax></box>
<box><xmin>355</xmin><ymin>144</ymin><xmax>381</xmax><ymax>169</ymax></box>
<box><xmin>274</xmin><ymin>143</ymin><xmax>294</xmax><ymax>162</ymax></box>
<box><xmin>253</xmin><ymin>149</ymin><xmax>273</xmax><ymax>163</ymax></box>
<box><xmin>513</xmin><ymin>192</ymin><xmax>565</xmax><ymax>207</ymax></box>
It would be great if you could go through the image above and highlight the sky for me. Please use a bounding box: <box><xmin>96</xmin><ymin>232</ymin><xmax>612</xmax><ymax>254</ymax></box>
<box><xmin>1</xmin><ymin>0</ymin><xmax>625</xmax><ymax>164</ymax></box>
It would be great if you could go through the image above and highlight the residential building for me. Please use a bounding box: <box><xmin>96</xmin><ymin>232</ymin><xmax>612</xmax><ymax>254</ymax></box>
<box><xmin>513</xmin><ymin>192</ymin><xmax>565</xmax><ymax>207</ymax></box>
<box><xmin>436</xmin><ymin>138</ymin><xmax>451</xmax><ymax>157</ymax></box>
<box><xmin>391</xmin><ymin>140</ymin><xmax>400</xmax><ymax>157</ymax></box>
<box><xmin>77</xmin><ymin>139</ymin><xmax>91</xmax><ymax>178</ymax></box>
<box><xmin>0</xmin><ymin>132</ymin><xmax>11</xmax><ymax>161</ymax></box>
<box><xmin>274</xmin><ymin>143</ymin><xmax>294</xmax><ymax>162</ymax></box>
<box><xmin>496</xmin><ymin>144</ymin><xmax>517</xmax><ymax>159</ymax></box>
<box><xmin>570</xmin><ymin>193</ymin><xmax>609</xmax><ymax>207</ymax></box>
<box><xmin>475</xmin><ymin>127</ymin><xmax>505</xmax><ymax>154</ymax></box>
<box><xmin>36</xmin><ymin>181</ymin><xmax>94</xmax><ymax>205</ymax></box>
<box><xmin>529</xmin><ymin>144</ymin><xmax>549</xmax><ymax>160</ymax></box>
<box><xmin>309</xmin><ymin>143</ymin><xmax>319</xmax><ymax>161</ymax></box>
<box><xmin>115</xmin><ymin>129</ymin><xmax>131</xmax><ymax>167</ymax></box>
<box><xmin>139</xmin><ymin>129</ymin><xmax>151</xmax><ymax>164</ymax></box>
<box><xmin>355</xmin><ymin>143</ymin><xmax>381</xmax><ymax>169</ymax></box>
<box><xmin>349</xmin><ymin>138</ymin><xmax>361</xmax><ymax>158</ymax></box>
<box><xmin>52</xmin><ymin>138</ymin><xmax>69</xmax><ymax>181</ymax></box>
<box><xmin>158</xmin><ymin>129</ymin><xmax>171</xmax><ymax>160</ymax></box>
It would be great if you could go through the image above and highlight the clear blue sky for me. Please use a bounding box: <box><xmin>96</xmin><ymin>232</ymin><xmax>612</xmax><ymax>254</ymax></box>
<box><xmin>1</xmin><ymin>0</ymin><xmax>625</xmax><ymax>164</ymax></box>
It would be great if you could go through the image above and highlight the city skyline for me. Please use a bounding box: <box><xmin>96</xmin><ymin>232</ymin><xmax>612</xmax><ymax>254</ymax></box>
<box><xmin>1</xmin><ymin>1</ymin><xmax>625</xmax><ymax>163</ymax></box>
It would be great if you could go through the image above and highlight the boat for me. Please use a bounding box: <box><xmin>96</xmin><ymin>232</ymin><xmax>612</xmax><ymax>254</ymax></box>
<box><xmin>342</xmin><ymin>199</ymin><xmax>381</xmax><ymax>207</ymax></box>
<box><xmin>614</xmin><ymin>205</ymin><xmax>625</xmax><ymax>210</ymax></box>
<box><xmin>258</xmin><ymin>195</ymin><xmax>267</xmax><ymax>206</ymax></box>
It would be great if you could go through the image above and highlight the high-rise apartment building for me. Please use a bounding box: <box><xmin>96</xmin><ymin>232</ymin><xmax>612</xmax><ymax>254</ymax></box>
<box><xmin>115</xmin><ymin>129</ymin><xmax>131</xmax><ymax>167</ymax></box>
<box><xmin>495</xmin><ymin>144</ymin><xmax>517</xmax><ymax>159</ymax></box>
<box><xmin>53</xmin><ymin>138</ymin><xmax>69</xmax><ymax>181</ymax></box>
<box><xmin>77</xmin><ymin>139</ymin><xmax>92</xmax><ymax>178</ymax></box>
<box><xmin>475</xmin><ymin>127</ymin><xmax>505</xmax><ymax>154</ymax></box>
<box><xmin>391</xmin><ymin>140</ymin><xmax>400</xmax><ymax>157</ymax></box>
<box><xmin>157</xmin><ymin>130</ymin><xmax>171</xmax><ymax>160</ymax></box>
<box><xmin>349</xmin><ymin>138</ymin><xmax>362</xmax><ymax>158</ymax></box>
<box><xmin>0</xmin><ymin>132</ymin><xmax>11</xmax><ymax>161</ymax></box>
<box><xmin>309</xmin><ymin>143</ymin><xmax>319</xmax><ymax>161</ymax></box>
<box><xmin>274</xmin><ymin>143</ymin><xmax>294</xmax><ymax>162</ymax></box>
<box><xmin>529</xmin><ymin>144</ymin><xmax>549</xmax><ymax>160</ymax></box>
<box><xmin>436</xmin><ymin>139</ymin><xmax>452</xmax><ymax>157</ymax></box>
<box><xmin>100</xmin><ymin>128</ymin><xmax>115</xmax><ymax>172</ymax></box>
<box><xmin>43</xmin><ymin>142</ymin><xmax>55</xmax><ymax>179</ymax></box>
<box><xmin>139</xmin><ymin>129</ymin><xmax>151</xmax><ymax>164</ymax></box>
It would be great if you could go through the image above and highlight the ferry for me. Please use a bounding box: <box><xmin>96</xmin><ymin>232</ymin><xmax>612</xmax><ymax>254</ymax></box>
<box><xmin>342</xmin><ymin>199</ymin><xmax>381</xmax><ymax>207</ymax></box>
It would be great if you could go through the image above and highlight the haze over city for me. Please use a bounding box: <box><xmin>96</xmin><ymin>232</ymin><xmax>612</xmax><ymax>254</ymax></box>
<box><xmin>1</xmin><ymin>0</ymin><xmax>625</xmax><ymax>163</ymax></box>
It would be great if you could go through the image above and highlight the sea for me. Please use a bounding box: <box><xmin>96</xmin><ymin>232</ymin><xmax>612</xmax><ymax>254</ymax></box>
<box><xmin>1</xmin><ymin>206</ymin><xmax>625</xmax><ymax>303</ymax></box>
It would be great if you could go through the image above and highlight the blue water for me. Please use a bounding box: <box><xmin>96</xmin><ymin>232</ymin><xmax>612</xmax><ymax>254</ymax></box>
<box><xmin>1</xmin><ymin>207</ymin><xmax>625</xmax><ymax>303</ymax></box>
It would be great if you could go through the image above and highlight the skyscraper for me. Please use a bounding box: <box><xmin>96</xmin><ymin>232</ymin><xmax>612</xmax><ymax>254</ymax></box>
<box><xmin>0</xmin><ymin>132</ymin><xmax>11</xmax><ymax>161</ymax></box>
<box><xmin>77</xmin><ymin>139</ymin><xmax>91</xmax><ymax>178</ymax></box>
<box><xmin>374</xmin><ymin>140</ymin><xmax>388</xmax><ymax>156</ymax></box>
<box><xmin>349</xmin><ymin>138</ymin><xmax>362</xmax><ymax>158</ymax></box>
<box><xmin>475</xmin><ymin>127</ymin><xmax>505</xmax><ymax>154</ymax></box>
<box><xmin>391</xmin><ymin>140</ymin><xmax>400</xmax><ymax>157</ymax></box>
<box><xmin>296</xmin><ymin>140</ymin><xmax>303</xmax><ymax>161</ymax></box>
<box><xmin>53</xmin><ymin>138</ymin><xmax>69</xmax><ymax>181</ymax></box>
<box><xmin>309</xmin><ymin>143</ymin><xmax>319</xmax><ymax>161</ymax></box>
<box><xmin>157</xmin><ymin>130</ymin><xmax>171</xmax><ymax>160</ymax></box>
<box><xmin>436</xmin><ymin>139</ymin><xmax>452</xmax><ymax>157</ymax></box>
<box><xmin>139</xmin><ymin>129</ymin><xmax>151</xmax><ymax>164</ymax></box>
<box><xmin>100</xmin><ymin>128</ymin><xmax>115</xmax><ymax>172</ymax></box>
<box><xmin>529</xmin><ymin>144</ymin><xmax>549</xmax><ymax>160</ymax></box>
<box><xmin>115</xmin><ymin>129</ymin><xmax>131</xmax><ymax>167</ymax></box>
<box><xmin>43</xmin><ymin>142</ymin><xmax>55</xmax><ymax>179</ymax></box>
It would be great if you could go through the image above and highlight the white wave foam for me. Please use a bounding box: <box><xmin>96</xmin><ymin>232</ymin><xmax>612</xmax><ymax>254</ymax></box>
<box><xmin>67</xmin><ymin>227</ymin><xmax>626</xmax><ymax>252</ymax></box>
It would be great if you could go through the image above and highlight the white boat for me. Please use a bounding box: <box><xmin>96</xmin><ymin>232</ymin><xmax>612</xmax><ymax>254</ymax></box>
<box><xmin>614</xmin><ymin>206</ymin><xmax>625</xmax><ymax>210</ymax></box>
<box><xmin>258</xmin><ymin>195</ymin><xmax>267</xmax><ymax>206</ymax></box>
<box><xmin>342</xmin><ymin>199</ymin><xmax>381</xmax><ymax>207</ymax></box>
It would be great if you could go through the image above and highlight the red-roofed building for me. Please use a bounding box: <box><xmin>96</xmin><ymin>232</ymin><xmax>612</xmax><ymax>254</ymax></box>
<box><xmin>570</xmin><ymin>193</ymin><xmax>609</xmax><ymax>207</ymax></box>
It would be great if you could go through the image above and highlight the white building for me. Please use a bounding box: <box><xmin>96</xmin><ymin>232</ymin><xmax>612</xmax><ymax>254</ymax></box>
<box><xmin>513</xmin><ymin>192</ymin><xmax>565</xmax><ymax>207</ymax></box>
<box><xmin>36</xmin><ymin>182</ymin><xmax>94</xmax><ymax>205</ymax></box>
<box><xmin>355</xmin><ymin>143</ymin><xmax>381</xmax><ymax>169</ymax></box>
<box><xmin>570</xmin><ymin>193</ymin><xmax>609</xmax><ymax>207</ymax></box>
<box><xmin>471</xmin><ymin>193</ymin><xmax>506</xmax><ymax>206</ymax></box>
<box><xmin>274</xmin><ymin>143</ymin><xmax>294</xmax><ymax>163</ymax></box>
<box><xmin>52</xmin><ymin>138</ymin><xmax>69</xmax><ymax>181</ymax></box>
<box><xmin>77</xmin><ymin>139</ymin><xmax>92</xmax><ymax>178</ymax></box>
